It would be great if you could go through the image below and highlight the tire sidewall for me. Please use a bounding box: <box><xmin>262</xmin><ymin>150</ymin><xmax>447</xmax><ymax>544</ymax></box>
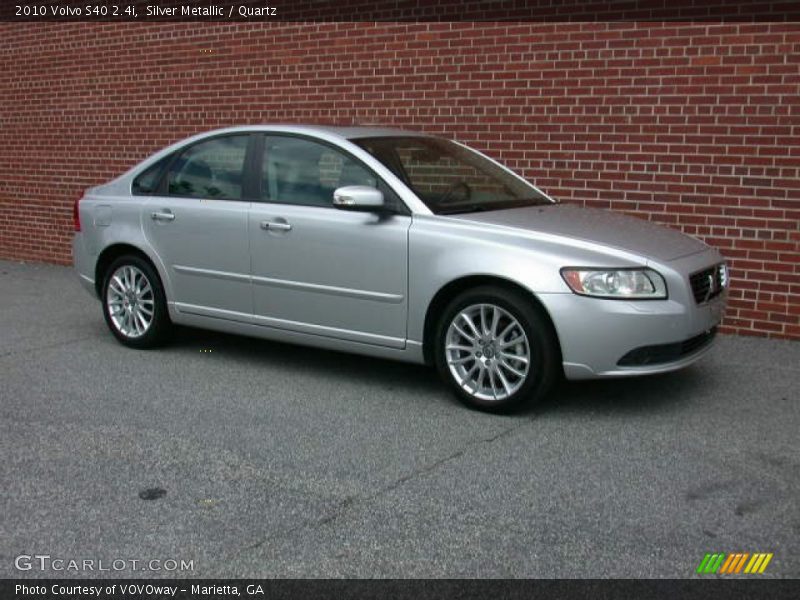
<box><xmin>101</xmin><ymin>255</ymin><xmax>170</xmax><ymax>349</ymax></box>
<box><xmin>434</xmin><ymin>286</ymin><xmax>559</xmax><ymax>413</ymax></box>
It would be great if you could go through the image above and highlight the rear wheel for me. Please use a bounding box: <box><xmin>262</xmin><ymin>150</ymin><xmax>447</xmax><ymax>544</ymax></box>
<box><xmin>434</xmin><ymin>286</ymin><xmax>559</xmax><ymax>412</ymax></box>
<box><xmin>101</xmin><ymin>255</ymin><xmax>171</xmax><ymax>348</ymax></box>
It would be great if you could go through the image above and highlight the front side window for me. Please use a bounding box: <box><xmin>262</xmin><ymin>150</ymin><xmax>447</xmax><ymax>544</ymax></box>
<box><xmin>262</xmin><ymin>136</ymin><xmax>403</xmax><ymax>210</ymax></box>
<box><xmin>167</xmin><ymin>135</ymin><xmax>249</xmax><ymax>200</ymax></box>
<box><xmin>353</xmin><ymin>136</ymin><xmax>550</xmax><ymax>214</ymax></box>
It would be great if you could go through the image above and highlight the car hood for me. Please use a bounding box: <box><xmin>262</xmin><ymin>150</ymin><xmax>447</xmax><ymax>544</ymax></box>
<box><xmin>446</xmin><ymin>203</ymin><xmax>709</xmax><ymax>262</ymax></box>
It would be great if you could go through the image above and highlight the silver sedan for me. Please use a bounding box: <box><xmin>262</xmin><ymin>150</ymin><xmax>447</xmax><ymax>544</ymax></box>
<box><xmin>73</xmin><ymin>125</ymin><xmax>728</xmax><ymax>411</ymax></box>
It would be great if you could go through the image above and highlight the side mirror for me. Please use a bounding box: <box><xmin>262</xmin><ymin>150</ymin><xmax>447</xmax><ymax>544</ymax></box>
<box><xmin>333</xmin><ymin>186</ymin><xmax>385</xmax><ymax>211</ymax></box>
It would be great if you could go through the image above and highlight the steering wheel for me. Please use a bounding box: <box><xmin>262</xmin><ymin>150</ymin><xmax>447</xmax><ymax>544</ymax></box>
<box><xmin>439</xmin><ymin>181</ymin><xmax>472</xmax><ymax>205</ymax></box>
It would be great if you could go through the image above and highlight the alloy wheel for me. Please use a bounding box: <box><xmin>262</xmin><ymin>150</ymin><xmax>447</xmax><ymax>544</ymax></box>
<box><xmin>105</xmin><ymin>264</ymin><xmax>155</xmax><ymax>338</ymax></box>
<box><xmin>444</xmin><ymin>303</ymin><xmax>531</xmax><ymax>401</ymax></box>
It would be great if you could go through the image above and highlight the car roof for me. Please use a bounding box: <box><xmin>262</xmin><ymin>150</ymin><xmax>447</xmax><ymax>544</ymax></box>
<box><xmin>305</xmin><ymin>125</ymin><xmax>432</xmax><ymax>140</ymax></box>
<box><xmin>203</xmin><ymin>124</ymin><xmax>433</xmax><ymax>141</ymax></box>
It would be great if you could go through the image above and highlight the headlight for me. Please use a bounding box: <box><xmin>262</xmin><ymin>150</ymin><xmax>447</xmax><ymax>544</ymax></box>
<box><xmin>560</xmin><ymin>268</ymin><xmax>668</xmax><ymax>299</ymax></box>
<box><xmin>718</xmin><ymin>263</ymin><xmax>729</xmax><ymax>288</ymax></box>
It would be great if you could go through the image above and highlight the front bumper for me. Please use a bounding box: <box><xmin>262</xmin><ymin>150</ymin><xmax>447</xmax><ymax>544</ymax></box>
<box><xmin>539</xmin><ymin>250</ymin><xmax>727</xmax><ymax>380</ymax></box>
<box><xmin>617</xmin><ymin>327</ymin><xmax>717</xmax><ymax>367</ymax></box>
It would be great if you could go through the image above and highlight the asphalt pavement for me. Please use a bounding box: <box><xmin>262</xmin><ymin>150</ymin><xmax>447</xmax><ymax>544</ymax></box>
<box><xmin>1</xmin><ymin>259</ymin><xmax>798</xmax><ymax>578</ymax></box>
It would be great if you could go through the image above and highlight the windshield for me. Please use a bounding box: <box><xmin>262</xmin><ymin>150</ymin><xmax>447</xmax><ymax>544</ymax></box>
<box><xmin>351</xmin><ymin>136</ymin><xmax>552</xmax><ymax>214</ymax></box>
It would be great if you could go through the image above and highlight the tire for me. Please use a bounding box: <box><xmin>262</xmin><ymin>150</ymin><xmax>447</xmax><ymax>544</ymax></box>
<box><xmin>101</xmin><ymin>254</ymin><xmax>171</xmax><ymax>349</ymax></box>
<box><xmin>434</xmin><ymin>285</ymin><xmax>560</xmax><ymax>413</ymax></box>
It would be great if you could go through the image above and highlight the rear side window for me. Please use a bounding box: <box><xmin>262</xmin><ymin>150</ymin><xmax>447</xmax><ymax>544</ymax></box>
<box><xmin>132</xmin><ymin>155</ymin><xmax>171</xmax><ymax>195</ymax></box>
<box><xmin>167</xmin><ymin>135</ymin><xmax>249</xmax><ymax>200</ymax></box>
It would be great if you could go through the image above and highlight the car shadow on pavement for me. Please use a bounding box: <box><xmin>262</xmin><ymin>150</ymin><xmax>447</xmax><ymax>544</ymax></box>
<box><xmin>169</xmin><ymin>324</ymin><xmax>705</xmax><ymax>417</ymax></box>
<box><xmin>539</xmin><ymin>367</ymin><xmax>707</xmax><ymax>417</ymax></box>
<box><xmin>169</xmin><ymin>324</ymin><xmax>443</xmax><ymax>393</ymax></box>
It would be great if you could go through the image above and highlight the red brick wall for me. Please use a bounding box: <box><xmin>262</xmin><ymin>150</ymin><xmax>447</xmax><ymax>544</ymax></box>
<box><xmin>1</xmin><ymin>16</ymin><xmax>798</xmax><ymax>338</ymax></box>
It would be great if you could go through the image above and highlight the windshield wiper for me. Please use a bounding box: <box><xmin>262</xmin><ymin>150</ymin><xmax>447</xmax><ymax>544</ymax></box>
<box><xmin>437</xmin><ymin>203</ymin><xmax>492</xmax><ymax>215</ymax></box>
<box><xmin>437</xmin><ymin>197</ymin><xmax>552</xmax><ymax>215</ymax></box>
<box><xmin>511</xmin><ymin>196</ymin><xmax>555</xmax><ymax>206</ymax></box>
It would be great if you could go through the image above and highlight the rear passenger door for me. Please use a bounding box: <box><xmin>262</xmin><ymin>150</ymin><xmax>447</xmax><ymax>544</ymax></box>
<box><xmin>140</xmin><ymin>133</ymin><xmax>256</xmax><ymax>320</ymax></box>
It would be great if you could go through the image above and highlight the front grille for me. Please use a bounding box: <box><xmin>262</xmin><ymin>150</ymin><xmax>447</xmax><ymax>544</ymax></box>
<box><xmin>617</xmin><ymin>327</ymin><xmax>717</xmax><ymax>367</ymax></box>
<box><xmin>689</xmin><ymin>263</ymin><xmax>727</xmax><ymax>304</ymax></box>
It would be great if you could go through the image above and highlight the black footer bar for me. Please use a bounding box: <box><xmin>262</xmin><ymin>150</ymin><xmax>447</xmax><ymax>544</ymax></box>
<box><xmin>3</xmin><ymin>579</ymin><xmax>800</xmax><ymax>600</ymax></box>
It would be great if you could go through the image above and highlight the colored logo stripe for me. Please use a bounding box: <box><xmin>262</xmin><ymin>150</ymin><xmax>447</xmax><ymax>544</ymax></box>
<box><xmin>697</xmin><ymin>553</ymin><xmax>726</xmax><ymax>574</ymax></box>
<box><xmin>719</xmin><ymin>553</ymin><xmax>749</xmax><ymax>574</ymax></box>
<box><xmin>745</xmin><ymin>553</ymin><xmax>773</xmax><ymax>574</ymax></box>
<box><xmin>697</xmin><ymin>553</ymin><xmax>773</xmax><ymax>574</ymax></box>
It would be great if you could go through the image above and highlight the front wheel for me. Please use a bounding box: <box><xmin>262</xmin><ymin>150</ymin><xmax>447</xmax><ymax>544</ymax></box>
<box><xmin>101</xmin><ymin>255</ymin><xmax>171</xmax><ymax>348</ymax></box>
<box><xmin>434</xmin><ymin>286</ymin><xmax>560</xmax><ymax>413</ymax></box>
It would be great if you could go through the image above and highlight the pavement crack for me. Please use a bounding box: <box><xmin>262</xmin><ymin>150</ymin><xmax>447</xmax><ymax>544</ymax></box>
<box><xmin>365</xmin><ymin>425</ymin><xmax>521</xmax><ymax>499</ymax></box>
<box><xmin>302</xmin><ymin>425</ymin><xmax>522</xmax><ymax>534</ymax></box>
<box><xmin>231</xmin><ymin>423</ymin><xmax>527</xmax><ymax>564</ymax></box>
<box><xmin>334</xmin><ymin>425</ymin><xmax>523</xmax><ymax>522</ymax></box>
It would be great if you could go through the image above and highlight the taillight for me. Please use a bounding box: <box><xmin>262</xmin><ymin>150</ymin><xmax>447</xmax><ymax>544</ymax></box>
<box><xmin>73</xmin><ymin>196</ymin><xmax>82</xmax><ymax>232</ymax></box>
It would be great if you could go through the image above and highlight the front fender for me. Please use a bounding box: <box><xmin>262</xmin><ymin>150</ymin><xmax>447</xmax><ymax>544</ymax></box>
<box><xmin>406</xmin><ymin>215</ymin><xmax>646</xmax><ymax>343</ymax></box>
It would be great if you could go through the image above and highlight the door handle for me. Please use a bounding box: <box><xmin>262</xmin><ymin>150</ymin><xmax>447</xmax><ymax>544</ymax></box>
<box><xmin>151</xmin><ymin>210</ymin><xmax>175</xmax><ymax>222</ymax></box>
<box><xmin>260</xmin><ymin>220</ymin><xmax>292</xmax><ymax>232</ymax></box>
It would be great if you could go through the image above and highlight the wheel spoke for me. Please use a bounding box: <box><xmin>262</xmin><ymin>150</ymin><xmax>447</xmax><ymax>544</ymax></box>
<box><xmin>498</xmin><ymin>335</ymin><xmax>525</xmax><ymax>349</ymax></box>
<box><xmin>463</xmin><ymin>363</ymin><xmax>480</xmax><ymax>390</ymax></box>
<box><xmin>474</xmin><ymin>367</ymin><xmax>486</xmax><ymax>393</ymax></box>
<box><xmin>480</xmin><ymin>305</ymin><xmax>490</xmax><ymax>336</ymax></box>
<box><xmin>499</xmin><ymin>359</ymin><xmax>526</xmax><ymax>379</ymax></box>
<box><xmin>497</xmin><ymin>320</ymin><xmax>517</xmax><ymax>342</ymax></box>
<box><xmin>494</xmin><ymin>366</ymin><xmax>513</xmax><ymax>396</ymax></box>
<box><xmin>490</xmin><ymin>307</ymin><xmax>500</xmax><ymax>337</ymax></box>
<box><xmin>500</xmin><ymin>351</ymin><xmax>528</xmax><ymax>365</ymax></box>
<box><xmin>448</xmin><ymin>355</ymin><xmax>474</xmax><ymax>366</ymax></box>
<box><xmin>452</xmin><ymin>322</ymin><xmax>475</xmax><ymax>342</ymax></box>
<box><xmin>487</xmin><ymin>368</ymin><xmax>498</xmax><ymax>400</ymax></box>
<box><xmin>111</xmin><ymin>275</ymin><xmax>126</xmax><ymax>295</ymax></box>
<box><xmin>460</xmin><ymin>312</ymin><xmax>481</xmax><ymax>339</ymax></box>
<box><xmin>446</xmin><ymin>343</ymin><xmax>473</xmax><ymax>352</ymax></box>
